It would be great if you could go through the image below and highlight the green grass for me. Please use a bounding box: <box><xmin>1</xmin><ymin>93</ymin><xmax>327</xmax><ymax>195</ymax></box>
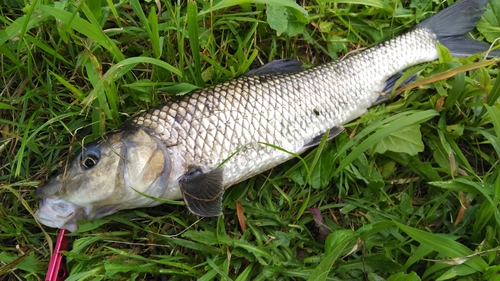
<box><xmin>1</xmin><ymin>0</ymin><xmax>500</xmax><ymax>280</ymax></box>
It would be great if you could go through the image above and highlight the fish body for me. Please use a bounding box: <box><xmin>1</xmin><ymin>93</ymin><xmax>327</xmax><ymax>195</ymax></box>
<box><xmin>35</xmin><ymin>0</ymin><xmax>497</xmax><ymax>232</ymax></box>
<box><xmin>135</xmin><ymin>28</ymin><xmax>436</xmax><ymax>188</ymax></box>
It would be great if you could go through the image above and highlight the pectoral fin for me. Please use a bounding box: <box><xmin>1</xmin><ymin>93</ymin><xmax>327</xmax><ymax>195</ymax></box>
<box><xmin>179</xmin><ymin>166</ymin><xmax>224</xmax><ymax>217</ymax></box>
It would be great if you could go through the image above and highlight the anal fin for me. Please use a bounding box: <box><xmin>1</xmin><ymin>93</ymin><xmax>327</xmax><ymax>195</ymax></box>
<box><xmin>375</xmin><ymin>72</ymin><xmax>417</xmax><ymax>105</ymax></box>
<box><xmin>303</xmin><ymin>126</ymin><xmax>344</xmax><ymax>149</ymax></box>
<box><xmin>179</xmin><ymin>166</ymin><xmax>224</xmax><ymax>217</ymax></box>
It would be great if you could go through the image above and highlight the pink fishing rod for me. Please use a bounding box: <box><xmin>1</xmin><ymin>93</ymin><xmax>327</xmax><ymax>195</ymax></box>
<box><xmin>45</xmin><ymin>229</ymin><xmax>69</xmax><ymax>281</ymax></box>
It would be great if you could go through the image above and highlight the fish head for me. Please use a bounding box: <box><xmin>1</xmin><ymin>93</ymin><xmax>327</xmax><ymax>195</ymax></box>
<box><xmin>35</xmin><ymin>126</ymin><xmax>172</xmax><ymax>232</ymax></box>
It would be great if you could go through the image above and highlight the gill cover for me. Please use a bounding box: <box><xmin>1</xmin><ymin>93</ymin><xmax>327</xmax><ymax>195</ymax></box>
<box><xmin>34</xmin><ymin>126</ymin><xmax>171</xmax><ymax>232</ymax></box>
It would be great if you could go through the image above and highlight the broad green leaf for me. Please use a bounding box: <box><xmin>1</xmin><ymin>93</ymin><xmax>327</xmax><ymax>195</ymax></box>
<box><xmin>283</xmin><ymin>8</ymin><xmax>309</xmax><ymax>36</ymax></box>
<box><xmin>357</xmin><ymin>220</ymin><xmax>395</xmax><ymax>240</ymax></box>
<box><xmin>335</xmin><ymin>110</ymin><xmax>438</xmax><ymax>174</ymax></box>
<box><xmin>372</xmin><ymin>124</ymin><xmax>424</xmax><ymax>155</ymax></box>
<box><xmin>159</xmin><ymin>83</ymin><xmax>200</xmax><ymax>95</ymax></box>
<box><xmin>207</xmin><ymin>0</ymin><xmax>308</xmax><ymax>15</ymax></box>
<box><xmin>387</xmin><ymin>272</ymin><xmax>421</xmax><ymax>281</ymax></box>
<box><xmin>428</xmin><ymin>179</ymin><xmax>494</xmax><ymax>196</ymax></box>
<box><xmin>126</xmin><ymin>79</ymin><xmax>154</xmax><ymax>103</ymax></box>
<box><xmin>265</xmin><ymin>3</ymin><xmax>308</xmax><ymax>36</ymax></box>
<box><xmin>399</xmin><ymin>193</ymin><xmax>413</xmax><ymax>216</ymax></box>
<box><xmin>477</xmin><ymin>1</ymin><xmax>500</xmax><ymax>42</ymax></box>
<box><xmin>337</xmin><ymin>254</ymin><xmax>403</xmax><ymax>275</ymax></box>
<box><xmin>483</xmin><ymin>264</ymin><xmax>500</xmax><ymax>280</ymax></box>
<box><xmin>435</xmin><ymin>264</ymin><xmax>478</xmax><ymax>281</ymax></box>
<box><xmin>182</xmin><ymin>230</ymin><xmax>220</xmax><ymax>245</ymax></box>
<box><xmin>426</xmin><ymin>135</ymin><xmax>450</xmax><ymax>171</ymax></box>
<box><xmin>384</xmin><ymin>151</ymin><xmax>442</xmax><ymax>181</ymax></box>
<box><xmin>307</xmin><ymin>230</ymin><xmax>358</xmax><ymax>281</ymax></box>
<box><xmin>318</xmin><ymin>0</ymin><xmax>384</xmax><ymax>8</ymax></box>
<box><xmin>436</xmin><ymin>42</ymin><xmax>453</xmax><ymax>63</ymax></box>
<box><xmin>266</xmin><ymin>4</ymin><xmax>288</xmax><ymax>36</ymax></box>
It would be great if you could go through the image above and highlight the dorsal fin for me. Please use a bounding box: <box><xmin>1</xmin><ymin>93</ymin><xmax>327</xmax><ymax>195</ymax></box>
<box><xmin>244</xmin><ymin>59</ymin><xmax>303</xmax><ymax>76</ymax></box>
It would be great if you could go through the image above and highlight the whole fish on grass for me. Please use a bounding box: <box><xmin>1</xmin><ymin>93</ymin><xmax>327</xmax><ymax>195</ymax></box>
<box><xmin>35</xmin><ymin>0</ymin><xmax>498</xmax><ymax>232</ymax></box>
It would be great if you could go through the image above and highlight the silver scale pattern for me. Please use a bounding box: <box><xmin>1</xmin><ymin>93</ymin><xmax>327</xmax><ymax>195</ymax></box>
<box><xmin>133</xmin><ymin>27</ymin><xmax>437</xmax><ymax>186</ymax></box>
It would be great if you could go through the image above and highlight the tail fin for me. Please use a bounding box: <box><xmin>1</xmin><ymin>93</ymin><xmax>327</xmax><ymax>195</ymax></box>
<box><xmin>418</xmin><ymin>0</ymin><xmax>499</xmax><ymax>57</ymax></box>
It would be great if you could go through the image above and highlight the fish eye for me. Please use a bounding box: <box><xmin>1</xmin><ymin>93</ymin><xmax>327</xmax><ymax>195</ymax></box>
<box><xmin>81</xmin><ymin>147</ymin><xmax>100</xmax><ymax>169</ymax></box>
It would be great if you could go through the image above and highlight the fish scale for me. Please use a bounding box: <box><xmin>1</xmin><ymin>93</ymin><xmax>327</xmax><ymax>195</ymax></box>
<box><xmin>133</xmin><ymin>27</ymin><xmax>437</xmax><ymax>187</ymax></box>
<box><xmin>34</xmin><ymin>0</ymin><xmax>499</xmax><ymax>232</ymax></box>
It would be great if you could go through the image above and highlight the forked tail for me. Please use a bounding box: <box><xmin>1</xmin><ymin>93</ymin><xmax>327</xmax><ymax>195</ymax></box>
<box><xmin>418</xmin><ymin>0</ymin><xmax>498</xmax><ymax>57</ymax></box>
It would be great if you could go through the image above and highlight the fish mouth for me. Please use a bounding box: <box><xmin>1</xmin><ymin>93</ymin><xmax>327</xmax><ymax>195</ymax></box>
<box><xmin>35</xmin><ymin>198</ymin><xmax>86</xmax><ymax>232</ymax></box>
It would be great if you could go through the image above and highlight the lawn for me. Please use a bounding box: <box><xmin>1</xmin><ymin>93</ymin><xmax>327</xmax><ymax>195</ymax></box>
<box><xmin>1</xmin><ymin>0</ymin><xmax>499</xmax><ymax>280</ymax></box>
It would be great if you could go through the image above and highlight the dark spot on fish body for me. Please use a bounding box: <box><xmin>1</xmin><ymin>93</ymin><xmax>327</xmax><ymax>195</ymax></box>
<box><xmin>313</xmin><ymin>109</ymin><xmax>320</xmax><ymax>116</ymax></box>
<box><xmin>258</xmin><ymin>76</ymin><xmax>268</xmax><ymax>84</ymax></box>
<box><xmin>205</xmin><ymin>102</ymin><xmax>214</xmax><ymax>115</ymax></box>
<box><xmin>174</xmin><ymin>114</ymin><xmax>181</xmax><ymax>124</ymax></box>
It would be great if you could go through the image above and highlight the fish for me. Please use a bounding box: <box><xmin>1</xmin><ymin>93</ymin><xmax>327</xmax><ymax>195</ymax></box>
<box><xmin>34</xmin><ymin>0</ymin><xmax>498</xmax><ymax>232</ymax></box>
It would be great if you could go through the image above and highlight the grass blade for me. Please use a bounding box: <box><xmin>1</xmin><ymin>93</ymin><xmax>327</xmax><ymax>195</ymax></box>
<box><xmin>187</xmin><ymin>0</ymin><xmax>205</xmax><ymax>86</ymax></box>
<box><xmin>37</xmin><ymin>4</ymin><xmax>125</xmax><ymax>61</ymax></box>
<box><xmin>394</xmin><ymin>222</ymin><xmax>488</xmax><ymax>272</ymax></box>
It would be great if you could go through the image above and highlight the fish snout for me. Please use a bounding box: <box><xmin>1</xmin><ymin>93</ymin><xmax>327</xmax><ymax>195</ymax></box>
<box><xmin>35</xmin><ymin>198</ymin><xmax>84</xmax><ymax>232</ymax></box>
<box><xmin>34</xmin><ymin>178</ymin><xmax>63</xmax><ymax>198</ymax></box>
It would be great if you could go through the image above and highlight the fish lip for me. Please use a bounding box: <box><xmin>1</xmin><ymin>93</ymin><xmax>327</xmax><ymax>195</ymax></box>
<box><xmin>35</xmin><ymin>198</ymin><xmax>86</xmax><ymax>232</ymax></box>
